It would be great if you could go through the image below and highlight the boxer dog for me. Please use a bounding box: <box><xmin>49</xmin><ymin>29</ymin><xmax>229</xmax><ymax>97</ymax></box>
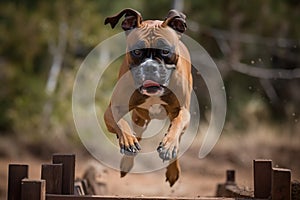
<box><xmin>104</xmin><ymin>8</ymin><xmax>192</xmax><ymax>186</ymax></box>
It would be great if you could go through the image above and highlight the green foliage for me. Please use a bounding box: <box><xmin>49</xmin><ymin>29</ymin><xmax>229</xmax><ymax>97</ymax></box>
<box><xmin>0</xmin><ymin>0</ymin><xmax>105</xmax><ymax>136</ymax></box>
<box><xmin>0</xmin><ymin>0</ymin><xmax>299</xmax><ymax>140</ymax></box>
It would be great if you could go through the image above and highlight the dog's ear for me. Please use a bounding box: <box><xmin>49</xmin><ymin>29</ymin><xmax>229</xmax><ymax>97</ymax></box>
<box><xmin>162</xmin><ymin>10</ymin><xmax>187</xmax><ymax>34</ymax></box>
<box><xmin>104</xmin><ymin>8</ymin><xmax>143</xmax><ymax>31</ymax></box>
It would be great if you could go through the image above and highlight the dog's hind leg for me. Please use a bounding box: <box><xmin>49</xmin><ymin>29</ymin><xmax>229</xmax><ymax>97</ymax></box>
<box><xmin>120</xmin><ymin>155</ymin><xmax>135</xmax><ymax>177</ymax></box>
<box><xmin>165</xmin><ymin>159</ymin><xmax>180</xmax><ymax>187</ymax></box>
<box><xmin>120</xmin><ymin>108</ymin><xmax>150</xmax><ymax>177</ymax></box>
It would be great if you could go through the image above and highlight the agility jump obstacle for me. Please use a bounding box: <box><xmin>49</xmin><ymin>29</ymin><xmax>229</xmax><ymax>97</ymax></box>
<box><xmin>7</xmin><ymin>154</ymin><xmax>299</xmax><ymax>200</ymax></box>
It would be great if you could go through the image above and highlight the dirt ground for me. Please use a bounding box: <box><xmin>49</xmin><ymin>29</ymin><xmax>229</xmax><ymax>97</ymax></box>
<box><xmin>1</xmin><ymin>125</ymin><xmax>300</xmax><ymax>199</ymax></box>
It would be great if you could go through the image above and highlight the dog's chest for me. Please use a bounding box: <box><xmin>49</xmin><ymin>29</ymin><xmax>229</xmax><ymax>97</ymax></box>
<box><xmin>137</xmin><ymin>96</ymin><xmax>168</xmax><ymax>119</ymax></box>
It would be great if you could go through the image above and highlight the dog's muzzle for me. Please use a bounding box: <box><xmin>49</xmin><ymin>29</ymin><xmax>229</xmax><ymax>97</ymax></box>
<box><xmin>130</xmin><ymin>59</ymin><xmax>176</xmax><ymax>96</ymax></box>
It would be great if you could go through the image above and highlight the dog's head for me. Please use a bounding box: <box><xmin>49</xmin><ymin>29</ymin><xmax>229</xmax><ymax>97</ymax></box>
<box><xmin>105</xmin><ymin>8</ymin><xmax>187</xmax><ymax>96</ymax></box>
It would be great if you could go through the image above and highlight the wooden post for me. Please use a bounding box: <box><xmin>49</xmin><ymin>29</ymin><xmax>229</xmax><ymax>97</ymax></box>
<box><xmin>21</xmin><ymin>179</ymin><xmax>45</xmax><ymax>200</ymax></box>
<box><xmin>41</xmin><ymin>164</ymin><xmax>63</xmax><ymax>194</ymax></box>
<box><xmin>253</xmin><ymin>159</ymin><xmax>272</xmax><ymax>198</ymax></box>
<box><xmin>292</xmin><ymin>181</ymin><xmax>300</xmax><ymax>200</ymax></box>
<box><xmin>226</xmin><ymin>170</ymin><xmax>235</xmax><ymax>184</ymax></box>
<box><xmin>272</xmin><ymin>168</ymin><xmax>291</xmax><ymax>200</ymax></box>
<box><xmin>52</xmin><ymin>154</ymin><xmax>75</xmax><ymax>194</ymax></box>
<box><xmin>8</xmin><ymin>164</ymin><xmax>28</xmax><ymax>200</ymax></box>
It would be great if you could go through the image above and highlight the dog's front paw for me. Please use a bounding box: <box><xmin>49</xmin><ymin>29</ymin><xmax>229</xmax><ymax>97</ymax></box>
<box><xmin>157</xmin><ymin>135</ymin><xmax>178</xmax><ymax>161</ymax></box>
<box><xmin>119</xmin><ymin>134</ymin><xmax>141</xmax><ymax>156</ymax></box>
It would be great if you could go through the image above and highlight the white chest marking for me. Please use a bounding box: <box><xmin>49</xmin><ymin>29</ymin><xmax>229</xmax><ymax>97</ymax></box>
<box><xmin>138</xmin><ymin>96</ymin><xmax>166</xmax><ymax>109</ymax></box>
<box><xmin>137</xmin><ymin>97</ymin><xmax>168</xmax><ymax>119</ymax></box>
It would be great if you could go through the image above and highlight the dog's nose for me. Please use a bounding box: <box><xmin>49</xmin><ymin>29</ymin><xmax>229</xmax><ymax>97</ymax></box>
<box><xmin>142</xmin><ymin>59</ymin><xmax>159</xmax><ymax>73</ymax></box>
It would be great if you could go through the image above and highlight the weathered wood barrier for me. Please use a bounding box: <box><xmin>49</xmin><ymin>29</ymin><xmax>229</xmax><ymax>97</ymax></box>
<box><xmin>6</xmin><ymin>154</ymin><xmax>299</xmax><ymax>200</ymax></box>
<box><xmin>216</xmin><ymin>159</ymin><xmax>299</xmax><ymax>199</ymax></box>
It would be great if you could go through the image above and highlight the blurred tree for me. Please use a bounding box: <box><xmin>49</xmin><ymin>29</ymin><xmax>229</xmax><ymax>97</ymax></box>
<box><xmin>0</xmin><ymin>0</ymin><xmax>104</xmax><ymax>139</ymax></box>
<box><xmin>0</xmin><ymin>0</ymin><xmax>299</xmax><ymax>141</ymax></box>
<box><xmin>184</xmin><ymin>0</ymin><xmax>300</xmax><ymax>129</ymax></box>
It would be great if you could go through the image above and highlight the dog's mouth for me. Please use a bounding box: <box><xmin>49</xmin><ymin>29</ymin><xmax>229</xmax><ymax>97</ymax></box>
<box><xmin>140</xmin><ymin>80</ymin><xmax>164</xmax><ymax>96</ymax></box>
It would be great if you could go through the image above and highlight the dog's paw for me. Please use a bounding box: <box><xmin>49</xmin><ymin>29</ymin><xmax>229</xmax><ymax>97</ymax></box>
<box><xmin>157</xmin><ymin>136</ymin><xmax>178</xmax><ymax>161</ymax></box>
<box><xmin>119</xmin><ymin>134</ymin><xmax>141</xmax><ymax>156</ymax></box>
<box><xmin>120</xmin><ymin>143</ymin><xmax>141</xmax><ymax>156</ymax></box>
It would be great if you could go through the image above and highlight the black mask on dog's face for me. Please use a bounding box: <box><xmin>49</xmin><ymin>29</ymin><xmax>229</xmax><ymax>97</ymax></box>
<box><xmin>105</xmin><ymin>8</ymin><xmax>187</xmax><ymax>96</ymax></box>
<box><xmin>128</xmin><ymin>39</ymin><xmax>177</xmax><ymax>96</ymax></box>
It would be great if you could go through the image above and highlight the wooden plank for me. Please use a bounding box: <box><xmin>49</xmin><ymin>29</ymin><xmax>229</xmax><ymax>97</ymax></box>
<box><xmin>253</xmin><ymin>159</ymin><xmax>272</xmax><ymax>198</ymax></box>
<box><xmin>74</xmin><ymin>180</ymin><xmax>87</xmax><ymax>195</ymax></box>
<box><xmin>8</xmin><ymin>164</ymin><xmax>28</xmax><ymax>200</ymax></box>
<box><xmin>52</xmin><ymin>154</ymin><xmax>75</xmax><ymax>195</ymax></box>
<box><xmin>272</xmin><ymin>168</ymin><xmax>291</xmax><ymax>200</ymax></box>
<box><xmin>21</xmin><ymin>179</ymin><xmax>46</xmax><ymax>200</ymax></box>
<box><xmin>41</xmin><ymin>164</ymin><xmax>63</xmax><ymax>194</ymax></box>
<box><xmin>223</xmin><ymin>185</ymin><xmax>253</xmax><ymax>198</ymax></box>
<box><xmin>46</xmin><ymin>195</ymin><xmax>235</xmax><ymax>200</ymax></box>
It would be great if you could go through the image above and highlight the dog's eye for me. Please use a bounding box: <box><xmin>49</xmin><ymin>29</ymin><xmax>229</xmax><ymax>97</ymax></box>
<box><xmin>132</xmin><ymin>49</ymin><xmax>142</xmax><ymax>57</ymax></box>
<box><xmin>161</xmin><ymin>49</ymin><xmax>170</xmax><ymax>56</ymax></box>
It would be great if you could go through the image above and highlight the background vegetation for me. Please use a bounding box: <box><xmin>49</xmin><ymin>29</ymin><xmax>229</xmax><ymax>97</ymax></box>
<box><xmin>0</xmin><ymin>0</ymin><xmax>299</xmax><ymax>155</ymax></box>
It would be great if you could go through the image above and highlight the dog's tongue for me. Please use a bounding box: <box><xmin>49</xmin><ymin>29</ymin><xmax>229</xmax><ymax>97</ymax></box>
<box><xmin>142</xmin><ymin>80</ymin><xmax>160</xmax><ymax>88</ymax></box>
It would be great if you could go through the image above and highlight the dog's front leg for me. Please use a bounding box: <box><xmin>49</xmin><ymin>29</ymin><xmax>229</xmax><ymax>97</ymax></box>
<box><xmin>104</xmin><ymin>104</ymin><xmax>141</xmax><ymax>156</ymax></box>
<box><xmin>157</xmin><ymin>107</ymin><xmax>190</xmax><ymax>161</ymax></box>
<box><xmin>117</xmin><ymin>118</ymin><xmax>141</xmax><ymax>155</ymax></box>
